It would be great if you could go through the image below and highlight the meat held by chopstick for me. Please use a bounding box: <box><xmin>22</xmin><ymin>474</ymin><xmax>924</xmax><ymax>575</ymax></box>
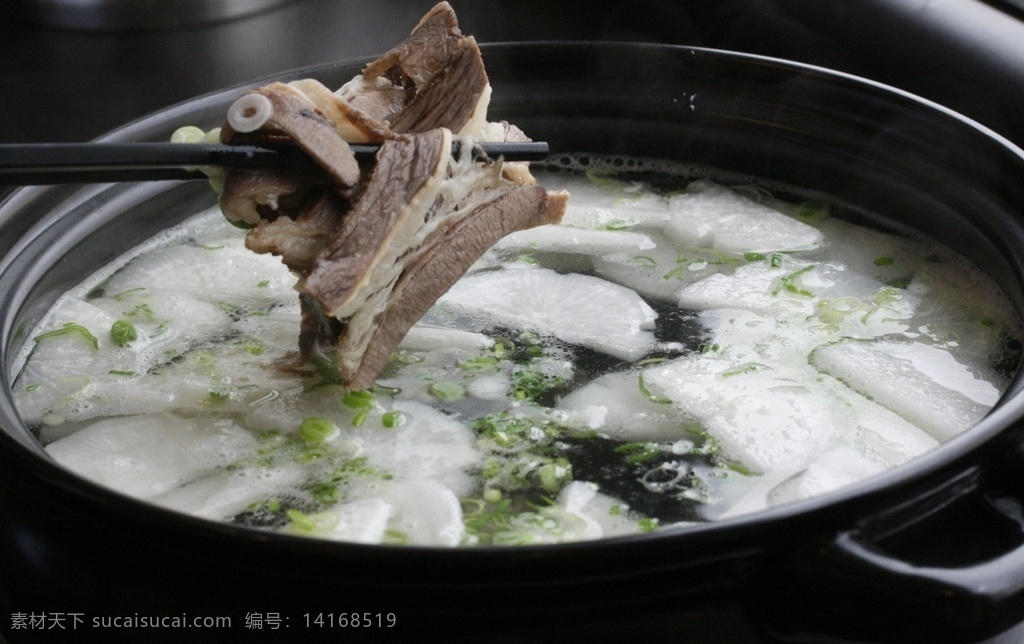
<box><xmin>214</xmin><ymin>2</ymin><xmax>568</xmax><ymax>390</ymax></box>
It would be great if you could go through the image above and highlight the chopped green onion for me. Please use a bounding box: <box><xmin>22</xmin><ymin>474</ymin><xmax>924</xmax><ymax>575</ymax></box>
<box><xmin>744</xmin><ymin>252</ymin><xmax>766</xmax><ymax>262</ymax></box>
<box><xmin>256</xmin><ymin>429</ymin><xmax>282</xmax><ymax>442</ymax></box>
<box><xmin>638</xmin><ymin>373</ymin><xmax>672</xmax><ymax>404</ymax></box>
<box><xmin>108</xmin><ymin>370</ymin><xmax>137</xmax><ymax>377</ymax></box>
<box><xmin>720</xmin><ymin>363</ymin><xmax>763</xmax><ymax>378</ymax></box>
<box><xmin>632</xmin><ymin>255</ymin><xmax>657</xmax><ymax>267</ymax></box>
<box><xmin>638</xmin><ymin>517</ymin><xmax>660</xmax><ymax>533</ymax></box>
<box><xmin>873</xmin><ymin>256</ymin><xmax>895</xmax><ymax>266</ymax></box>
<box><xmin>242</xmin><ymin>341</ymin><xmax>264</xmax><ymax>356</ymax></box>
<box><xmin>459</xmin><ymin>355</ymin><xmax>499</xmax><ymax>372</ymax></box>
<box><xmin>816</xmin><ymin>297</ymin><xmax>862</xmax><ymax>324</ymax></box>
<box><xmin>170</xmin><ymin>125</ymin><xmax>206</xmax><ymax>144</ymax></box>
<box><xmin>125</xmin><ymin>303</ymin><xmax>156</xmax><ymax>320</ymax></box>
<box><xmin>772</xmin><ymin>265</ymin><xmax>815</xmax><ymax>298</ymax></box>
<box><xmin>636</xmin><ymin>357</ymin><xmax>668</xmax><ymax>366</ymax></box>
<box><xmin>381</xmin><ymin>411</ymin><xmax>404</xmax><ymax>428</ymax></box>
<box><xmin>724</xmin><ymin>461</ymin><xmax>753</xmax><ymax>476</ymax></box>
<box><xmin>770</xmin><ymin>253</ymin><xmax>785</xmax><ymax>268</ymax></box>
<box><xmin>205</xmin><ymin>390</ymin><xmax>230</xmax><ymax>404</ymax></box>
<box><xmin>681</xmin><ymin>246</ymin><xmax>735</xmax><ymax>266</ymax></box>
<box><xmin>481</xmin><ymin>457</ymin><xmax>503</xmax><ymax>479</ymax></box>
<box><xmin>482</xmin><ymin>488</ymin><xmax>503</xmax><ymax>503</ymax></box>
<box><xmin>34</xmin><ymin>323</ymin><xmax>99</xmax><ymax>349</ymax></box>
<box><xmin>370</xmin><ymin>384</ymin><xmax>403</xmax><ymax>396</ymax></box>
<box><xmin>111</xmin><ymin>287</ymin><xmax>146</xmax><ymax>301</ymax></box>
<box><xmin>538</xmin><ymin>459</ymin><xmax>572</xmax><ymax>492</ymax></box>
<box><xmin>308</xmin><ymin>356</ymin><xmax>344</xmax><ymax>388</ymax></box>
<box><xmin>603</xmin><ymin>218</ymin><xmax>636</xmax><ymax>231</ymax></box>
<box><xmin>110</xmin><ymin>320</ymin><xmax>138</xmax><ymax>347</ymax></box>
<box><xmin>616</xmin><ymin>442</ymin><xmax>663</xmax><ymax>464</ymax></box>
<box><xmin>309</xmin><ymin>482</ymin><xmax>339</xmax><ymax>505</ymax></box>
<box><xmin>342</xmin><ymin>389</ymin><xmax>376</xmax><ymax>410</ymax></box>
<box><xmin>285</xmin><ymin>509</ymin><xmax>338</xmax><ymax>534</ymax></box>
<box><xmin>298</xmin><ymin>417</ymin><xmax>338</xmax><ymax>444</ymax></box>
<box><xmin>662</xmin><ymin>265</ymin><xmax>687</xmax><ymax>281</ymax></box>
<box><xmin>429</xmin><ymin>381</ymin><xmax>466</xmax><ymax>401</ymax></box>
<box><xmin>795</xmin><ymin>200</ymin><xmax>829</xmax><ymax>222</ymax></box>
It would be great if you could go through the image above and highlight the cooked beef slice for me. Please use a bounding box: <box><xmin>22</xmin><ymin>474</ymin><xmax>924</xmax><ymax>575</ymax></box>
<box><xmin>214</xmin><ymin>2</ymin><xmax>568</xmax><ymax>389</ymax></box>
<box><xmin>336</xmin><ymin>183</ymin><xmax>570</xmax><ymax>391</ymax></box>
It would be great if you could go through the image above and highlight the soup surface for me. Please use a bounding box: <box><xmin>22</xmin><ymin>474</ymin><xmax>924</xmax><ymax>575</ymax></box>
<box><xmin>13</xmin><ymin>157</ymin><xmax>1021</xmax><ymax>545</ymax></box>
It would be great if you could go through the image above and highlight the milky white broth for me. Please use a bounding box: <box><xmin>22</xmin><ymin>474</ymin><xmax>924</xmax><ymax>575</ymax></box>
<box><xmin>12</xmin><ymin>155</ymin><xmax>1021</xmax><ymax>546</ymax></box>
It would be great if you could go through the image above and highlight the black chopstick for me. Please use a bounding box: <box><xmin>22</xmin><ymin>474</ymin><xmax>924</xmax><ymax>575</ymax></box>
<box><xmin>0</xmin><ymin>141</ymin><xmax>549</xmax><ymax>185</ymax></box>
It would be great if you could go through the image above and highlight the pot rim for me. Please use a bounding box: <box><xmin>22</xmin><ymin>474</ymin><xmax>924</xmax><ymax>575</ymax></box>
<box><xmin>2</xmin><ymin>41</ymin><xmax>1023</xmax><ymax>559</ymax></box>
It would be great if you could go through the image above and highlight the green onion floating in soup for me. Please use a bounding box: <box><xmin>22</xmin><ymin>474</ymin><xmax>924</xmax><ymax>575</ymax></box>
<box><xmin>14</xmin><ymin>159</ymin><xmax>1020</xmax><ymax>544</ymax></box>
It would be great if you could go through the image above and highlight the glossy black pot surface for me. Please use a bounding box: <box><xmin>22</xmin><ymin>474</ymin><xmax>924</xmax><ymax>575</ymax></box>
<box><xmin>4</xmin><ymin>43</ymin><xmax>1024</xmax><ymax>643</ymax></box>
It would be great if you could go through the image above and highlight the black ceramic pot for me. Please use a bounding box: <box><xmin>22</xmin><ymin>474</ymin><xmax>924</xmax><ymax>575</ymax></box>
<box><xmin>3</xmin><ymin>43</ymin><xmax>1024</xmax><ymax>643</ymax></box>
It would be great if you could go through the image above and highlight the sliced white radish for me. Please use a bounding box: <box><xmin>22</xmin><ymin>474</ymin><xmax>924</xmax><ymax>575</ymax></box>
<box><xmin>719</xmin><ymin>445</ymin><xmax>889</xmax><ymax>518</ymax></box>
<box><xmin>493</xmin><ymin>225</ymin><xmax>656</xmax><ymax>256</ymax></box>
<box><xmin>541</xmin><ymin>171</ymin><xmax>671</xmax><ymax>230</ymax></box>
<box><xmin>346</xmin><ymin>399</ymin><xmax>479</xmax><ymax>496</ymax></box>
<box><xmin>666</xmin><ymin>180</ymin><xmax>823</xmax><ymax>255</ymax></box>
<box><xmin>905</xmin><ymin>260</ymin><xmax>1023</xmax><ymax>367</ymax></box>
<box><xmin>102</xmin><ymin>235</ymin><xmax>295</xmax><ymax>306</ymax></box>
<box><xmin>377</xmin><ymin>481</ymin><xmax>465</xmax><ymax>546</ymax></box>
<box><xmin>676</xmin><ymin>257</ymin><xmax>900</xmax><ymax>320</ymax></box>
<box><xmin>321</xmin><ymin>498</ymin><xmax>391</xmax><ymax>544</ymax></box>
<box><xmin>594</xmin><ymin>231</ymin><xmax>735</xmax><ymax>302</ymax></box>
<box><xmin>399</xmin><ymin>325</ymin><xmax>495</xmax><ymax>352</ymax></box>
<box><xmin>641</xmin><ymin>345</ymin><xmax>938</xmax><ymax>474</ymax></box>
<box><xmin>810</xmin><ymin>337</ymin><xmax>1002</xmax><ymax>441</ymax></box>
<box><xmin>557</xmin><ymin>371</ymin><xmax>694</xmax><ymax>441</ymax></box>
<box><xmin>642</xmin><ymin>354</ymin><xmax>841</xmax><ymax>472</ymax></box>
<box><xmin>439</xmin><ymin>266</ymin><xmax>658</xmax><ymax>362</ymax></box>
<box><xmin>45</xmin><ymin>413</ymin><xmax>257</xmax><ymax>500</ymax></box>
<box><xmin>149</xmin><ymin>462</ymin><xmax>307</xmax><ymax>520</ymax></box>
<box><xmin>675</xmin><ymin>260</ymin><xmax>813</xmax><ymax>316</ymax></box>
<box><xmin>243</xmin><ymin>384</ymin><xmax>377</xmax><ymax>435</ymax></box>
<box><xmin>800</xmin><ymin>215</ymin><xmax>929</xmax><ymax>283</ymax></box>
<box><xmin>557</xmin><ymin>480</ymin><xmax>643</xmax><ymax>539</ymax></box>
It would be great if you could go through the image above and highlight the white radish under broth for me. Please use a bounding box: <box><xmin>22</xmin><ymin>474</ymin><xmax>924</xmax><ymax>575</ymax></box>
<box><xmin>11</xmin><ymin>153</ymin><xmax>1021</xmax><ymax>545</ymax></box>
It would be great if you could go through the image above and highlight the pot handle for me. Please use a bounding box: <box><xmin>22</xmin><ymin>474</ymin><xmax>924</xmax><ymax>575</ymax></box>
<box><xmin>831</xmin><ymin>526</ymin><xmax>1024</xmax><ymax>601</ymax></box>
<box><xmin>814</xmin><ymin>490</ymin><xmax>1024</xmax><ymax>640</ymax></box>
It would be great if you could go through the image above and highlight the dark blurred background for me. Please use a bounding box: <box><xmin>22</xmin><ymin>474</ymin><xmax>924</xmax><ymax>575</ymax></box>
<box><xmin>2</xmin><ymin>0</ymin><xmax>1024</xmax><ymax>147</ymax></box>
